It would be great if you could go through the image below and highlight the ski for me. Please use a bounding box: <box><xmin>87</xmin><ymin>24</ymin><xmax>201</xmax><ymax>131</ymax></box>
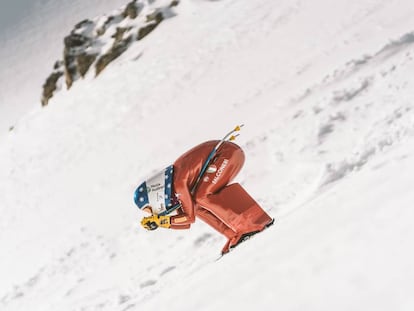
<box><xmin>215</xmin><ymin>218</ymin><xmax>275</xmax><ymax>261</ymax></box>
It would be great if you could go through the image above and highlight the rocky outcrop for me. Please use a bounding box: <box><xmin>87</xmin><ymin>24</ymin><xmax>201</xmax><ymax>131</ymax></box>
<box><xmin>62</xmin><ymin>32</ymin><xmax>95</xmax><ymax>87</ymax></box>
<box><xmin>41</xmin><ymin>61</ymin><xmax>64</xmax><ymax>106</ymax></box>
<box><xmin>170</xmin><ymin>0</ymin><xmax>179</xmax><ymax>7</ymax></box>
<box><xmin>137</xmin><ymin>11</ymin><xmax>164</xmax><ymax>40</ymax></box>
<box><xmin>96</xmin><ymin>34</ymin><xmax>133</xmax><ymax>75</ymax></box>
<box><xmin>77</xmin><ymin>53</ymin><xmax>98</xmax><ymax>77</ymax></box>
<box><xmin>41</xmin><ymin>0</ymin><xmax>180</xmax><ymax>106</ymax></box>
<box><xmin>123</xmin><ymin>0</ymin><xmax>144</xmax><ymax>19</ymax></box>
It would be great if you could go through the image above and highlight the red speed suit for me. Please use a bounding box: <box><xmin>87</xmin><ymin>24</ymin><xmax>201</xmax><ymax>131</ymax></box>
<box><xmin>170</xmin><ymin>140</ymin><xmax>273</xmax><ymax>253</ymax></box>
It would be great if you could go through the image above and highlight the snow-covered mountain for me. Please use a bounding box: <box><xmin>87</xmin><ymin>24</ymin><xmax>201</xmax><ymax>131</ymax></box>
<box><xmin>0</xmin><ymin>0</ymin><xmax>138</xmax><ymax>135</ymax></box>
<box><xmin>41</xmin><ymin>0</ymin><xmax>179</xmax><ymax>106</ymax></box>
<box><xmin>1</xmin><ymin>0</ymin><xmax>414</xmax><ymax>310</ymax></box>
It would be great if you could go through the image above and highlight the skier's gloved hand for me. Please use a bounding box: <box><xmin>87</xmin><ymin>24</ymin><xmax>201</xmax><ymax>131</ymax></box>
<box><xmin>141</xmin><ymin>215</ymin><xmax>171</xmax><ymax>230</ymax></box>
<box><xmin>141</xmin><ymin>217</ymin><xmax>159</xmax><ymax>231</ymax></box>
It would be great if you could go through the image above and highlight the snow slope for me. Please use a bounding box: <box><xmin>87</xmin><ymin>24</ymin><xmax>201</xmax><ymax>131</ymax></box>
<box><xmin>1</xmin><ymin>0</ymin><xmax>414</xmax><ymax>310</ymax></box>
<box><xmin>0</xmin><ymin>0</ymin><xmax>133</xmax><ymax>135</ymax></box>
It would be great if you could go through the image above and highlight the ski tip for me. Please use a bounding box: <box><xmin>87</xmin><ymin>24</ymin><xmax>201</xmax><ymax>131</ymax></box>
<box><xmin>265</xmin><ymin>218</ymin><xmax>275</xmax><ymax>228</ymax></box>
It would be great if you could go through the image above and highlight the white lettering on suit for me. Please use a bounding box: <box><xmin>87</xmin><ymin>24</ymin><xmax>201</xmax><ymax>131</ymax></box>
<box><xmin>212</xmin><ymin>159</ymin><xmax>229</xmax><ymax>185</ymax></box>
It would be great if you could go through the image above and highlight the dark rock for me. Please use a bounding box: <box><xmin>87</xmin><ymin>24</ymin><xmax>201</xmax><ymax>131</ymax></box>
<box><xmin>96</xmin><ymin>16</ymin><xmax>115</xmax><ymax>36</ymax></box>
<box><xmin>63</xmin><ymin>54</ymin><xmax>77</xmax><ymax>89</ymax></box>
<box><xmin>170</xmin><ymin>0</ymin><xmax>179</xmax><ymax>7</ymax></box>
<box><xmin>53</xmin><ymin>60</ymin><xmax>63</xmax><ymax>70</ymax></box>
<box><xmin>74</xmin><ymin>19</ymin><xmax>94</xmax><ymax>30</ymax></box>
<box><xmin>146</xmin><ymin>11</ymin><xmax>164</xmax><ymax>23</ymax></box>
<box><xmin>137</xmin><ymin>23</ymin><xmax>158</xmax><ymax>40</ymax></box>
<box><xmin>95</xmin><ymin>36</ymin><xmax>132</xmax><ymax>75</ymax></box>
<box><xmin>112</xmin><ymin>27</ymin><xmax>130</xmax><ymax>43</ymax></box>
<box><xmin>138</xmin><ymin>22</ymin><xmax>163</xmax><ymax>40</ymax></box>
<box><xmin>64</xmin><ymin>33</ymin><xmax>90</xmax><ymax>49</ymax></box>
<box><xmin>63</xmin><ymin>32</ymin><xmax>93</xmax><ymax>88</ymax></box>
<box><xmin>65</xmin><ymin>68</ymin><xmax>76</xmax><ymax>89</ymax></box>
<box><xmin>41</xmin><ymin>71</ymin><xmax>64</xmax><ymax>106</ymax></box>
<box><xmin>123</xmin><ymin>1</ymin><xmax>143</xmax><ymax>19</ymax></box>
<box><xmin>137</xmin><ymin>12</ymin><xmax>164</xmax><ymax>41</ymax></box>
<box><xmin>77</xmin><ymin>53</ymin><xmax>97</xmax><ymax>77</ymax></box>
<box><xmin>40</xmin><ymin>0</ymin><xmax>179</xmax><ymax>106</ymax></box>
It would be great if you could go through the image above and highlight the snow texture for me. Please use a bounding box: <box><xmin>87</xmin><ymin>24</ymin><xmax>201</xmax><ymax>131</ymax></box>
<box><xmin>1</xmin><ymin>0</ymin><xmax>414</xmax><ymax>310</ymax></box>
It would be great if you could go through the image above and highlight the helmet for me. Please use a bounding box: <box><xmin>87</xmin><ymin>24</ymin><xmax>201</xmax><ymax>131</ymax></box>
<box><xmin>133</xmin><ymin>165</ymin><xmax>174</xmax><ymax>214</ymax></box>
<box><xmin>134</xmin><ymin>182</ymin><xmax>149</xmax><ymax>209</ymax></box>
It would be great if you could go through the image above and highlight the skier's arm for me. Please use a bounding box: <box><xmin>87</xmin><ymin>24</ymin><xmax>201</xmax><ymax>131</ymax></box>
<box><xmin>170</xmin><ymin>167</ymin><xmax>196</xmax><ymax>227</ymax></box>
<box><xmin>170</xmin><ymin>223</ymin><xmax>191</xmax><ymax>229</ymax></box>
<box><xmin>141</xmin><ymin>215</ymin><xmax>190</xmax><ymax>230</ymax></box>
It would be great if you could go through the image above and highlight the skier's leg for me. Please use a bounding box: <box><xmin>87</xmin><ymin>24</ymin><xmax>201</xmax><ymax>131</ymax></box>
<box><xmin>198</xmin><ymin>185</ymin><xmax>273</xmax><ymax>254</ymax></box>
<box><xmin>195</xmin><ymin>205</ymin><xmax>237</xmax><ymax>240</ymax></box>
<box><xmin>198</xmin><ymin>183</ymin><xmax>272</xmax><ymax>233</ymax></box>
<box><xmin>196</xmin><ymin>143</ymin><xmax>272</xmax><ymax>232</ymax></box>
<box><xmin>195</xmin><ymin>142</ymin><xmax>272</xmax><ymax>253</ymax></box>
<box><xmin>196</xmin><ymin>205</ymin><xmax>241</xmax><ymax>254</ymax></box>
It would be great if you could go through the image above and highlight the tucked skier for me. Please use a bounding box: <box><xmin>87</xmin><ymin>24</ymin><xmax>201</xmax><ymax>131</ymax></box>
<box><xmin>134</xmin><ymin>126</ymin><xmax>273</xmax><ymax>255</ymax></box>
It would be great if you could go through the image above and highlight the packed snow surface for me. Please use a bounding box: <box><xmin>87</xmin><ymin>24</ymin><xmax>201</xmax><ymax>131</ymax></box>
<box><xmin>1</xmin><ymin>0</ymin><xmax>414</xmax><ymax>310</ymax></box>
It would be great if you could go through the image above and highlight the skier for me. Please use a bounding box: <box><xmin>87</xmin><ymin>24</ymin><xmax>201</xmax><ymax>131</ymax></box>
<box><xmin>134</xmin><ymin>129</ymin><xmax>273</xmax><ymax>255</ymax></box>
